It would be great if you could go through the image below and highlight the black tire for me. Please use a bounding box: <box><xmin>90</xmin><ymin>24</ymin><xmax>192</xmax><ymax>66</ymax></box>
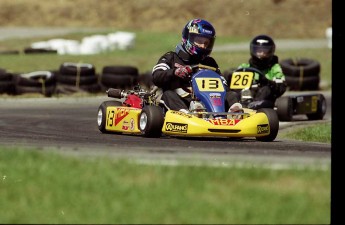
<box><xmin>13</xmin><ymin>71</ymin><xmax>57</xmax><ymax>97</ymax></box>
<box><xmin>56</xmin><ymin>83</ymin><xmax>101</xmax><ymax>94</ymax></box>
<box><xmin>280</xmin><ymin>58</ymin><xmax>320</xmax><ymax>78</ymax></box>
<box><xmin>138</xmin><ymin>71</ymin><xmax>154</xmax><ymax>89</ymax></box>
<box><xmin>78</xmin><ymin>83</ymin><xmax>101</xmax><ymax>93</ymax></box>
<box><xmin>0</xmin><ymin>68</ymin><xmax>7</xmax><ymax>75</ymax></box>
<box><xmin>0</xmin><ymin>80</ymin><xmax>15</xmax><ymax>94</ymax></box>
<box><xmin>139</xmin><ymin>105</ymin><xmax>164</xmax><ymax>138</ymax></box>
<box><xmin>0</xmin><ymin>72</ymin><xmax>15</xmax><ymax>94</ymax></box>
<box><xmin>57</xmin><ymin>73</ymin><xmax>98</xmax><ymax>85</ymax></box>
<box><xmin>97</xmin><ymin>101</ymin><xmax>123</xmax><ymax>133</ymax></box>
<box><xmin>306</xmin><ymin>94</ymin><xmax>327</xmax><ymax>120</ymax></box>
<box><xmin>59</xmin><ymin>62</ymin><xmax>96</xmax><ymax>77</ymax></box>
<box><xmin>0</xmin><ymin>72</ymin><xmax>13</xmax><ymax>81</ymax></box>
<box><xmin>102</xmin><ymin>65</ymin><xmax>138</xmax><ymax>76</ymax></box>
<box><xmin>24</xmin><ymin>47</ymin><xmax>57</xmax><ymax>54</ymax></box>
<box><xmin>275</xmin><ymin>96</ymin><xmax>293</xmax><ymax>121</ymax></box>
<box><xmin>0</xmin><ymin>50</ymin><xmax>20</xmax><ymax>55</ymax></box>
<box><xmin>100</xmin><ymin>73</ymin><xmax>133</xmax><ymax>89</ymax></box>
<box><xmin>15</xmin><ymin>85</ymin><xmax>56</xmax><ymax>97</ymax></box>
<box><xmin>285</xmin><ymin>75</ymin><xmax>320</xmax><ymax>91</ymax></box>
<box><xmin>255</xmin><ymin>108</ymin><xmax>279</xmax><ymax>142</ymax></box>
<box><xmin>14</xmin><ymin>71</ymin><xmax>57</xmax><ymax>87</ymax></box>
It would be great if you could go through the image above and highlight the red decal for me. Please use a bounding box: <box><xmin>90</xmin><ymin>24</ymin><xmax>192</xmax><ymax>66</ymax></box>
<box><xmin>211</xmin><ymin>98</ymin><xmax>222</xmax><ymax>106</ymax></box>
<box><xmin>208</xmin><ymin>119</ymin><xmax>240</xmax><ymax>126</ymax></box>
<box><xmin>115</xmin><ymin>108</ymin><xmax>130</xmax><ymax>125</ymax></box>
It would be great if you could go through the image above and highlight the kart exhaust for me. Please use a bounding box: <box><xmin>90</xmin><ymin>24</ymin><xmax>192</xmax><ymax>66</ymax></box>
<box><xmin>106</xmin><ymin>88</ymin><xmax>123</xmax><ymax>98</ymax></box>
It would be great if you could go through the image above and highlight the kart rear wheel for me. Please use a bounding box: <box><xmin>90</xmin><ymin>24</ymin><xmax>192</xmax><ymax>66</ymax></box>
<box><xmin>256</xmin><ymin>108</ymin><xmax>279</xmax><ymax>142</ymax></box>
<box><xmin>97</xmin><ymin>101</ymin><xmax>122</xmax><ymax>133</ymax></box>
<box><xmin>139</xmin><ymin>105</ymin><xmax>164</xmax><ymax>138</ymax></box>
<box><xmin>275</xmin><ymin>96</ymin><xmax>293</xmax><ymax>121</ymax></box>
<box><xmin>306</xmin><ymin>94</ymin><xmax>327</xmax><ymax>120</ymax></box>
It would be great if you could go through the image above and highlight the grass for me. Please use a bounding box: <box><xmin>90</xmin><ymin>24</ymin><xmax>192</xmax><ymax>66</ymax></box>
<box><xmin>279</xmin><ymin>122</ymin><xmax>331</xmax><ymax>143</ymax></box>
<box><xmin>0</xmin><ymin>30</ymin><xmax>332</xmax><ymax>90</ymax></box>
<box><xmin>0</xmin><ymin>147</ymin><xmax>330</xmax><ymax>224</ymax></box>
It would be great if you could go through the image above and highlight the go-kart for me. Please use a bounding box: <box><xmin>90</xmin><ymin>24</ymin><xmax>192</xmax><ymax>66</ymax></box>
<box><xmin>229</xmin><ymin>67</ymin><xmax>327</xmax><ymax>121</ymax></box>
<box><xmin>97</xmin><ymin>64</ymin><xmax>279</xmax><ymax>141</ymax></box>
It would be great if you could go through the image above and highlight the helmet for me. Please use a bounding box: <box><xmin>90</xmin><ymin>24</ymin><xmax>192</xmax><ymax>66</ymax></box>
<box><xmin>250</xmin><ymin>34</ymin><xmax>275</xmax><ymax>61</ymax></box>
<box><xmin>181</xmin><ymin>19</ymin><xmax>216</xmax><ymax>60</ymax></box>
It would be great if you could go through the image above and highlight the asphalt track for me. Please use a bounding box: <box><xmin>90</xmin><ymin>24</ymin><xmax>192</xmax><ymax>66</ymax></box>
<box><xmin>0</xmin><ymin>92</ymin><xmax>331</xmax><ymax>167</ymax></box>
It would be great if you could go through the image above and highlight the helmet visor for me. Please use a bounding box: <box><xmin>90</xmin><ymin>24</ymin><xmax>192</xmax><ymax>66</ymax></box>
<box><xmin>189</xmin><ymin>33</ymin><xmax>215</xmax><ymax>51</ymax></box>
<box><xmin>251</xmin><ymin>45</ymin><xmax>274</xmax><ymax>59</ymax></box>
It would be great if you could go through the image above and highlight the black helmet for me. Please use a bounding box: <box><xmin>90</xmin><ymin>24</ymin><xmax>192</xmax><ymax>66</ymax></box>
<box><xmin>181</xmin><ymin>19</ymin><xmax>216</xmax><ymax>60</ymax></box>
<box><xmin>250</xmin><ymin>35</ymin><xmax>275</xmax><ymax>61</ymax></box>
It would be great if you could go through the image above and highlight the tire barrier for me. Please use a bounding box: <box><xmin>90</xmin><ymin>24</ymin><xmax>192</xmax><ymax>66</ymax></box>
<box><xmin>14</xmin><ymin>71</ymin><xmax>57</xmax><ymax>97</ymax></box>
<box><xmin>57</xmin><ymin>62</ymin><xmax>100</xmax><ymax>94</ymax></box>
<box><xmin>137</xmin><ymin>71</ymin><xmax>154</xmax><ymax>90</ymax></box>
<box><xmin>23</xmin><ymin>47</ymin><xmax>58</xmax><ymax>54</ymax></box>
<box><xmin>100</xmin><ymin>65</ymin><xmax>139</xmax><ymax>91</ymax></box>
<box><xmin>2</xmin><ymin>63</ymin><xmax>150</xmax><ymax>97</ymax></box>
<box><xmin>0</xmin><ymin>50</ymin><xmax>20</xmax><ymax>55</ymax></box>
<box><xmin>0</xmin><ymin>69</ymin><xmax>16</xmax><ymax>95</ymax></box>
<box><xmin>280</xmin><ymin>58</ymin><xmax>320</xmax><ymax>90</ymax></box>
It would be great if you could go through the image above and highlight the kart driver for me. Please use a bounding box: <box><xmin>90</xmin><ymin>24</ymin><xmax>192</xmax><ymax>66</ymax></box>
<box><xmin>151</xmin><ymin>18</ymin><xmax>242</xmax><ymax>114</ymax></box>
<box><xmin>236</xmin><ymin>34</ymin><xmax>287</xmax><ymax>109</ymax></box>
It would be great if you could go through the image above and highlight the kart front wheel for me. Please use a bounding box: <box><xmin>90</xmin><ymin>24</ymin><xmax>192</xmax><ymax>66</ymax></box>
<box><xmin>97</xmin><ymin>101</ymin><xmax>122</xmax><ymax>133</ymax></box>
<box><xmin>256</xmin><ymin>108</ymin><xmax>279</xmax><ymax>142</ymax></box>
<box><xmin>139</xmin><ymin>105</ymin><xmax>164</xmax><ymax>138</ymax></box>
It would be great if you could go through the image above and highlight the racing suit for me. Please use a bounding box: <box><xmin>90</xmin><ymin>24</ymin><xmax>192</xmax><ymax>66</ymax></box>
<box><xmin>152</xmin><ymin>44</ymin><xmax>239</xmax><ymax>111</ymax></box>
<box><xmin>237</xmin><ymin>55</ymin><xmax>287</xmax><ymax>108</ymax></box>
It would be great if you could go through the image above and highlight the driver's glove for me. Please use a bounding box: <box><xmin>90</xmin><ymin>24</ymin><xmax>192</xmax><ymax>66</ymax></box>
<box><xmin>174</xmin><ymin>64</ymin><xmax>192</xmax><ymax>80</ymax></box>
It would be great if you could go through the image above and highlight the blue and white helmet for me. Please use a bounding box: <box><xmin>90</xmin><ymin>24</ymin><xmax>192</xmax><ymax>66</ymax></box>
<box><xmin>181</xmin><ymin>19</ymin><xmax>216</xmax><ymax>60</ymax></box>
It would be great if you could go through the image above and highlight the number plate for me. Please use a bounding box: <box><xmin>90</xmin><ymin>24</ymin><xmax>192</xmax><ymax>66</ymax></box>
<box><xmin>195</xmin><ymin>78</ymin><xmax>224</xmax><ymax>91</ymax></box>
<box><xmin>229</xmin><ymin>71</ymin><xmax>254</xmax><ymax>89</ymax></box>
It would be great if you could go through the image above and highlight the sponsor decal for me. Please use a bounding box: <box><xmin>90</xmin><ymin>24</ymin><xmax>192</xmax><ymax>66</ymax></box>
<box><xmin>130</xmin><ymin>118</ymin><xmax>135</xmax><ymax>131</ymax></box>
<box><xmin>122</xmin><ymin>121</ymin><xmax>129</xmax><ymax>130</ymax></box>
<box><xmin>115</xmin><ymin>108</ymin><xmax>130</xmax><ymax>125</ymax></box>
<box><xmin>202</xmin><ymin>29</ymin><xmax>213</xmax><ymax>35</ymax></box>
<box><xmin>209</xmin><ymin>93</ymin><xmax>221</xmax><ymax>98</ymax></box>
<box><xmin>311</xmin><ymin>96</ymin><xmax>318</xmax><ymax>112</ymax></box>
<box><xmin>208</xmin><ymin>119</ymin><xmax>239</xmax><ymax>126</ymax></box>
<box><xmin>209</xmin><ymin>93</ymin><xmax>222</xmax><ymax>106</ymax></box>
<box><xmin>296</xmin><ymin>96</ymin><xmax>304</xmax><ymax>103</ymax></box>
<box><xmin>211</xmin><ymin>98</ymin><xmax>222</xmax><ymax>106</ymax></box>
<box><xmin>170</xmin><ymin>111</ymin><xmax>193</xmax><ymax>118</ymax></box>
<box><xmin>165</xmin><ymin>122</ymin><xmax>188</xmax><ymax>133</ymax></box>
<box><xmin>257</xmin><ymin>124</ymin><xmax>269</xmax><ymax>134</ymax></box>
<box><xmin>189</xmin><ymin>24</ymin><xmax>199</xmax><ymax>33</ymax></box>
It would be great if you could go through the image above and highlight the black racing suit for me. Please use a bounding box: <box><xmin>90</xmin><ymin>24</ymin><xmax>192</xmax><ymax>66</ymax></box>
<box><xmin>152</xmin><ymin>44</ymin><xmax>239</xmax><ymax>111</ymax></box>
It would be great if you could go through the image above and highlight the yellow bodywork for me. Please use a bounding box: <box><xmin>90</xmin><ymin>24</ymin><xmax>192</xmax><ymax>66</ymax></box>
<box><xmin>105</xmin><ymin>106</ymin><xmax>142</xmax><ymax>134</ymax></box>
<box><xmin>104</xmin><ymin>106</ymin><xmax>272</xmax><ymax>138</ymax></box>
<box><xmin>162</xmin><ymin>109</ymin><xmax>271</xmax><ymax>138</ymax></box>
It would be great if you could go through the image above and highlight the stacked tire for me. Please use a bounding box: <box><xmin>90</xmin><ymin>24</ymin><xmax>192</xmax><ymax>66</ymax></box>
<box><xmin>280</xmin><ymin>58</ymin><xmax>320</xmax><ymax>91</ymax></box>
<box><xmin>0</xmin><ymin>68</ymin><xmax>15</xmax><ymax>95</ymax></box>
<box><xmin>57</xmin><ymin>62</ymin><xmax>100</xmax><ymax>94</ymax></box>
<box><xmin>14</xmin><ymin>71</ymin><xmax>57</xmax><ymax>97</ymax></box>
<box><xmin>99</xmin><ymin>65</ymin><xmax>139</xmax><ymax>91</ymax></box>
<box><xmin>137</xmin><ymin>70</ymin><xmax>154</xmax><ymax>90</ymax></box>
